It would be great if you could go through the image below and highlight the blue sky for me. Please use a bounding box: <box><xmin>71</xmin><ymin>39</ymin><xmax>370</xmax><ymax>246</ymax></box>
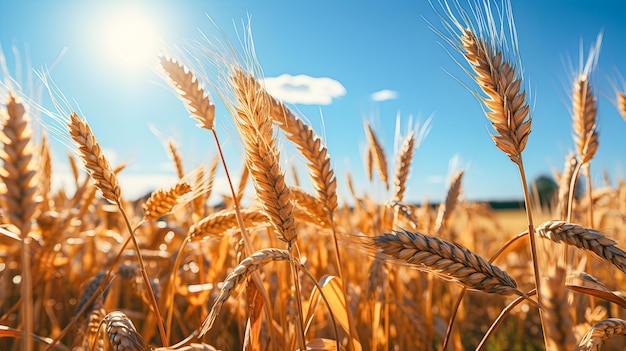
<box><xmin>0</xmin><ymin>0</ymin><xmax>625</xmax><ymax>204</ymax></box>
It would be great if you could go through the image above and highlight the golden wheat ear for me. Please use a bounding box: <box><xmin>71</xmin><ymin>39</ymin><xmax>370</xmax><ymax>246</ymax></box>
<box><xmin>576</xmin><ymin>318</ymin><xmax>626</xmax><ymax>351</ymax></box>
<box><xmin>372</xmin><ymin>229</ymin><xmax>522</xmax><ymax>296</ymax></box>
<box><xmin>67</xmin><ymin>112</ymin><xmax>121</xmax><ymax>204</ymax></box>
<box><xmin>160</xmin><ymin>56</ymin><xmax>215</xmax><ymax>130</ymax></box>
<box><xmin>617</xmin><ymin>91</ymin><xmax>626</xmax><ymax>121</ymax></box>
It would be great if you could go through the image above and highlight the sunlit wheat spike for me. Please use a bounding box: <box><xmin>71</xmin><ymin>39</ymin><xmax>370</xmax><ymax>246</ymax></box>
<box><xmin>167</xmin><ymin>137</ymin><xmax>185</xmax><ymax>179</ymax></box>
<box><xmin>160</xmin><ymin>56</ymin><xmax>215</xmax><ymax>130</ymax></box>
<box><xmin>291</xmin><ymin>186</ymin><xmax>331</xmax><ymax>227</ymax></box>
<box><xmin>0</xmin><ymin>94</ymin><xmax>41</xmax><ymax>234</ymax></box>
<box><xmin>571</xmin><ymin>34</ymin><xmax>601</xmax><ymax>165</ymax></box>
<box><xmin>460</xmin><ymin>28</ymin><xmax>531</xmax><ymax>163</ymax></box>
<box><xmin>372</xmin><ymin>229</ymin><xmax>521</xmax><ymax>296</ymax></box>
<box><xmin>364</xmin><ymin>122</ymin><xmax>389</xmax><ymax>189</ymax></box>
<box><xmin>535</xmin><ymin>220</ymin><xmax>626</xmax><ymax>274</ymax></box>
<box><xmin>39</xmin><ymin>132</ymin><xmax>52</xmax><ymax>211</ymax></box>
<box><xmin>576</xmin><ymin>318</ymin><xmax>626</xmax><ymax>351</ymax></box>
<box><xmin>230</xmin><ymin>68</ymin><xmax>296</xmax><ymax>244</ymax></box>
<box><xmin>434</xmin><ymin>169</ymin><xmax>464</xmax><ymax>236</ymax></box>
<box><xmin>199</xmin><ymin>248</ymin><xmax>290</xmax><ymax>336</ymax></box>
<box><xmin>143</xmin><ymin>181</ymin><xmax>192</xmax><ymax>220</ymax></box>
<box><xmin>393</xmin><ymin>131</ymin><xmax>415</xmax><ymax>203</ymax></box>
<box><xmin>102</xmin><ymin>311</ymin><xmax>147</xmax><ymax>351</ymax></box>
<box><xmin>617</xmin><ymin>91</ymin><xmax>626</xmax><ymax>121</ymax></box>
<box><xmin>188</xmin><ymin>208</ymin><xmax>268</xmax><ymax>241</ymax></box>
<box><xmin>572</xmin><ymin>74</ymin><xmax>599</xmax><ymax>164</ymax></box>
<box><xmin>67</xmin><ymin>112</ymin><xmax>121</xmax><ymax>204</ymax></box>
<box><xmin>269</xmin><ymin>99</ymin><xmax>338</xmax><ymax>213</ymax></box>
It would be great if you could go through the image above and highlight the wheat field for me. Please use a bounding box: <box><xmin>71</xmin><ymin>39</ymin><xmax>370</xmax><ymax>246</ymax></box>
<box><xmin>1</xmin><ymin>1</ymin><xmax>626</xmax><ymax>350</ymax></box>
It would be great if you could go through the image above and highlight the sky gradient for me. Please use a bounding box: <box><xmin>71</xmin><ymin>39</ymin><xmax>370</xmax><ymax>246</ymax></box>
<box><xmin>0</xmin><ymin>0</ymin><xmax>625</xmax><ymax>204</ymax></box>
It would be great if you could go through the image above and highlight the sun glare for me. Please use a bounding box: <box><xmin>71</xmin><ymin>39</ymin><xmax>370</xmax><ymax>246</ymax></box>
<box><xmin>99</xmin><ymin>10</ymin><xmax>160</xmax><ymax>69</ymax></box>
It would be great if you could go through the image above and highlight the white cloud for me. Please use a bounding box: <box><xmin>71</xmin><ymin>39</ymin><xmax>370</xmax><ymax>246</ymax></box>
<box><xmin>263</xmin><ymin>74</ymin><xmax>346</xmax><ymax>105</ymax></box>
<box><xmin>371</xmin><ymin>89</ymin><xmax>398</xmax><ymax>102</ymax></box>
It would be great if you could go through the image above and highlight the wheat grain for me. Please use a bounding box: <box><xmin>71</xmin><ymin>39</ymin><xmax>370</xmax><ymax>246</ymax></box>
<box><xmin>576</xmin><ymin>318</ymin><xmax>626</xmax><ymax>351</ymax></box>
<box><xmin>536</xmin><ymin>220</ymin><xmax>626</xmax><ymax>274</ymax></box>
<box><xmin>199</xmin><ymin>248</ymin><xmax>290</xmax><ymax>336</ymax></box>
<box><xmin>372</xmin><ymin>229</ymin><xmax>521</xmax><ymax>295</ymax></box>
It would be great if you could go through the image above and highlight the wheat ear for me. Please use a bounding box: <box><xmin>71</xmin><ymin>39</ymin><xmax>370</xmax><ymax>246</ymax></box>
<box><xmin>269</xmin><ymin>99</ymin><xmax>338</xmax><ymax>214</ymax></box>
<box><xmin>576</xmin><ymin>318</ymin><xmax>626</xmax><ymax>351</ymax></box>
<box><xmin>231</xmin><ymin>69</ymin><xmax>296</xmax><ymax>244</ymax></box>
<box><xmin>437</xmin><ymin>1</ymin><xmax>545</xmax><ymax>339</ymax></box>
<box><xmin>167</xmin><ymin>137</ymin><xmax>185</xmax><ymax>179</ymax></box>
<box><xmin>392</xmin><ymin>131</ymin><xmax>415</xmax><ymax>203</ymax></box>
<box><xmin>67</xmin><ymin>112</ymin><xmax>121</xmax><ymax>204</ymax></box>
<box><xmin>364</xmin><ymin>122</ymin><xmax>389</xmax><ymax>190</ymax></box>
<box><xmin>67</xmin><ymin>112</ymin><xmax>167</xmax><ymax>344</ymax></box>
<box><xmin>617</xmin><ymin>91</ymin><xmax>626</xmax><ymax>121</ymax></box>
<box><xmin>188</xmin><ymin>208</ymin><xmax>268</xmax><ymax>241</ymax></box>
<box><xmin>372</xmin><ymin>229</ymin><xmax>522</xmax><ymax>296</ymax></box>
<box><xmin>160</xmin><ymin>56</ymin><xmax>215</xmax><ymax>130</ymax></box>
<box><xmin>101</xmin><ymin>311</ymin><xmax>147</xmax><ymax>351</ymax></box>
<box><xmin>434</xmin><ymin>170</ymin><xmax>464</xmax><ymax>236</ymax></box>
<box><xmin>143</xmin><ymin>182</ymin><xmax>192</xmax><ymax>220</ymax></box>
<box><xmin>199</xmin><ymin>248</ymin><xmax>290</xmax><ymax>336</ymax></box>
<box><xmin>541</xmin><ymin>266</ymin><xmax>576</xmax><ymax>351</ymax></box>
<box><xmin>1</xmin><ymin>94</ymin><xmax>40</xmax><ymax>351</ymax></box>
<box><xmin>535</xmin><ymin>220</ymin><xmax>626</xmax><ymax>274</ymax></box>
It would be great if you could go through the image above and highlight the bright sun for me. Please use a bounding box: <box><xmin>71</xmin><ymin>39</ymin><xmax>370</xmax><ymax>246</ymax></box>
<box><xmin>100</xmin><ymin>11</ymin><xmax>160</xmax><ymax>69</ymax></box>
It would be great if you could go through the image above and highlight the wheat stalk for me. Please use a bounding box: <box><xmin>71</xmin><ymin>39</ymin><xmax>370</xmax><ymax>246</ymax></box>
<box><xmin>199</xmin><ymin>248</ymin><xmax>290</xmax><ymax>336</ymax></box>
<box><xmin>576</xmin><ymin>318</ymin><xmax>626</xmax><ymax>351</ymax></box>
<box><xmin>535</xmin><ymin>220</ymin><xmax>626</xmax><ymax>274</ymax></box>
<box><xmin>372</xmin><ymin>229</ymin><xmax>522</xmax><ymax>296</ymax></box>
